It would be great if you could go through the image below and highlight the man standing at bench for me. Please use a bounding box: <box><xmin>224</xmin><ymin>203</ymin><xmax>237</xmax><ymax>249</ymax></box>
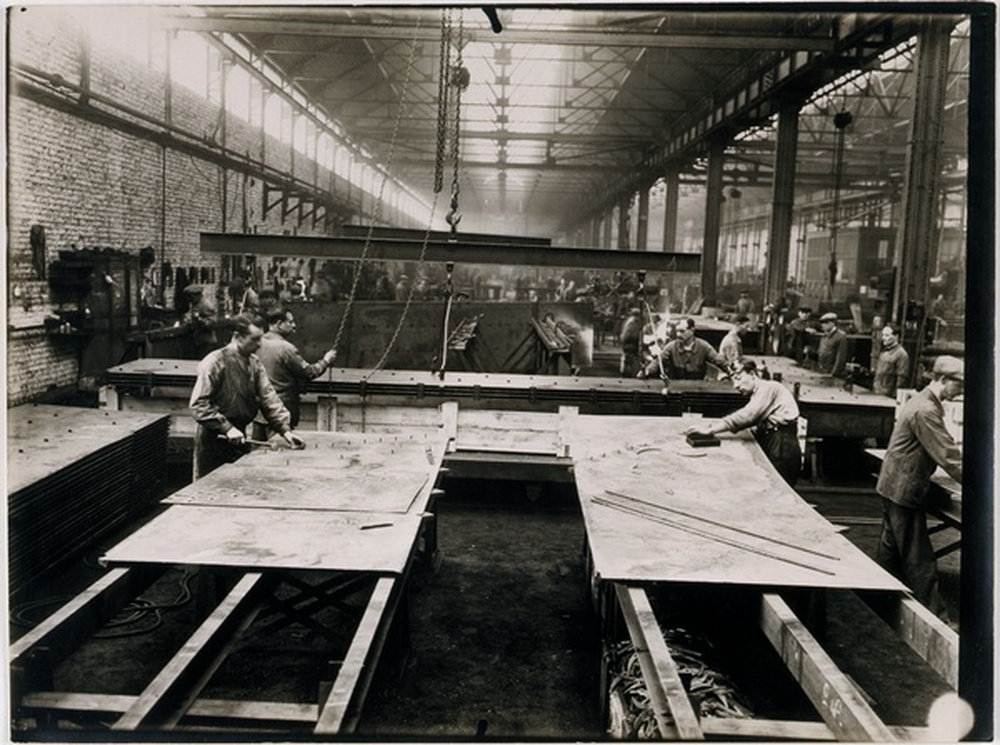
<box><xmin>875</xmin><ymin>355</ymin><xmax>964</xmax><ymax>619</ymax></box>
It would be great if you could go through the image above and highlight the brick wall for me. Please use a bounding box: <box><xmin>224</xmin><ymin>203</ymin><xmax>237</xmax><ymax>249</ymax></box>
<box><xmin>7</xmin><ymin>13</ymin><xmax>357</xmax><ymax>406</ymax></box>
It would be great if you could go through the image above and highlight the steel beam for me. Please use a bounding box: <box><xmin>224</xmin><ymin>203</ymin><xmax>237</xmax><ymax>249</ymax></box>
<box><xmin>200</xmin><ymin>233</ymin><xmax>702</xmax><ymax>273</ymax></box>
<box><xmin>164</xmin><ymin>16</ymin><xmax>838</xmax><ymax>52</ymax></box>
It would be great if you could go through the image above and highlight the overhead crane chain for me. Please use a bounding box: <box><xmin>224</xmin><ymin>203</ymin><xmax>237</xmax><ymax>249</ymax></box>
<box><xmin>370</xmin><ymin>10</ymin><xmax>465</xmax><ymax>376</ymax></box>
<box><xmin>446</xmin><ymin>12</ymin><xmax>467</xmax><ymax>239</ymax></box>
<box><xmin>329</xmin><ymin>15</ymin><xmax>423</xmax><ymax>358</ymax></box>
<box><xmin>433</xmin><ymin>8</ymin><xmax>452</xmax><ymax>194</ymax></box>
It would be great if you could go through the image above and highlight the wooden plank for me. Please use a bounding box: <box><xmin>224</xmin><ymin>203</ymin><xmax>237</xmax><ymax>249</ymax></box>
<box><xmin>112</xmin><ymin>573</ymin><xmax>269</xmax><ymax>731</ymax></box>
<box><xmin>700</xmin><ymin>717</ymin><xmax>836</xmax><ymax>740</ymax></box>
<box><xmin>615</xmin><ymin>583</ymin><xmax>703</xmax><ymax>740</ymax></box>
<box><xmin>23</xmin><ymin>691</ymin><xmax>320</xmax><ymax>724</ymax></box>
<box><xmin>336</xmin><ymin>404</ymin><xmax>444</xmax><ymax>433</ymax></box>
<box><xmin>315</xmin><ymin>576</ymin><xmax>399</xmax><ymax>735</ymax></box>
<box><xmin>759</xmin><ymin>593</ymin><xmax>895</xmax><ymax>741</ymax></box>
<box><xmin>857</xmin><ymin>590</ymin><xmax>959</xmax><ymax>689</ymax></box>
<box><xmin>455</xmin><ymin>408</ymin><xmax>561</xmax><ymax>453</ymax></box>
<box><xmin>10</xmin><ymin>567</ymin><xmax>163</xmax><ymax>664</ymax></box>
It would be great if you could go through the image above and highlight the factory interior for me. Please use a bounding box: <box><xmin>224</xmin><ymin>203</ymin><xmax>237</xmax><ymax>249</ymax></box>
<box><xmin>4</xmin><ymin>4</ymin><xmax>996</xmax><ymax>742</ymax></box>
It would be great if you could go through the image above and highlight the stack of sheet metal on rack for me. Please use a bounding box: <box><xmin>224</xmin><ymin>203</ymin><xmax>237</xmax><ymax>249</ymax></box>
<box><xmin>7</xmin><ymin>404</ymin><xmax>170</xmax><ymax>598</ymax></box>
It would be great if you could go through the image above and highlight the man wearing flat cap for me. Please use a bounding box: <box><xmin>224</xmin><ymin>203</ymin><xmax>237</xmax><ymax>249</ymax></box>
<box><xmin>816</xmin><ymin>311</ymin><xmax>847</xmax><ymax>377</ymax></box>
<box><xmin>875</xmin><ymin>355</ymin><xmax>964</xmax><ymax>619</ymax></box>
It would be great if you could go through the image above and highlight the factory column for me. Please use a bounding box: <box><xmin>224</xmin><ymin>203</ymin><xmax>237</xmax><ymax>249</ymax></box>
<box><xmin>636</xmin><ymin>184</ymin><xmax>650</xmax><ymax>251</ymax></box>
<box><xmin>701</xmin><ymin>139</ymin><xmax>725</xmax><ymax>309</ymax></box>
<box><xmin>662</xmin><ymin>163</ymin><xmax>680</xmax><ymax>252</ymax></box>
<box><xmin>602</xmin><ymin>208</ymin><xmax>613</xmax><ymax>249</ymax></box>
<box><xmin>617</xmin><ymin>194</ymin><xmax>631</xmax><ymax>250</ymax></box>
<box><xmin>764</xmin><ymin>103</ymin><xmax>800</xmax><ymax>306</ymax></box>
<box><xmin>893</xmin><ymin>18</ymin><xmax>954</xmax><ymax>368</ymax></box>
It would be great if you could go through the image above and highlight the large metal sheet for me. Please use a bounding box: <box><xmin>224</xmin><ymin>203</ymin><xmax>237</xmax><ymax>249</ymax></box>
<box><xmin>568</xmin><ymin>414</ymin><xmax>905</xmax><ymax>590</ymax></box>
<box><xmin>164</xmin><ymin>464</ymin><xmax>429</xmax><ymax>513</ymax></box>
<box><xmin>166</xmin><ymin>432</ymin><xmax>443</xmax><ymax>512</ymax></box>
<box><xmin>101</xmin><ymin>505</ymin><xmax>422</xmax><ymax>573</ymax></box>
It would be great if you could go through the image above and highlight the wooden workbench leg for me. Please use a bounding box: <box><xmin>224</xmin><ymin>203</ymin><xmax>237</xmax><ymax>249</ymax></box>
<box><xmin>316</xmin><ymin>397</ymin><xmax>338</xmax><ymax>432</ymax></box>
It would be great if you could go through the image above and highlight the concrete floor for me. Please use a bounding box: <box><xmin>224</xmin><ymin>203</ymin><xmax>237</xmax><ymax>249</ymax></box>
<box><xmin>9</xmin><ymin>459</ymin><xmax>962</xmax><ymax>740</ymax></box>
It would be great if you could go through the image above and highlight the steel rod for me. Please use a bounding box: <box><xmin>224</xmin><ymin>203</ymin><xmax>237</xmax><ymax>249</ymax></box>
<box><xmin>604</xmin><ymin>489</ymin><xmax>840</xmax><ymax>561</ymax></box>
<box><xmin>592</xmin><ymin>496</ymin><xmax>835</xmax><ymax>576</ymax></box>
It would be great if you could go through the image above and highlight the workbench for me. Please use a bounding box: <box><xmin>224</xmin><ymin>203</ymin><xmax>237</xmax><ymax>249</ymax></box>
<box><xmin>11</xmin><ymin>431</ymin><xmax>447</xmax><ymax>736</ymax></box>
<box><xmin>565</xmin><ymin>413</ymin><xmax>958</xmax><ymax>741</ymax></box>
<box><xmin>759</xmin><ymin>356</ymin><xmax>897</xmax><ymax>439</ymax></box>
<box><xmin>101</xmin><ymin>356</ymin><xmax>895</xmax><ymax>445</ymax></box>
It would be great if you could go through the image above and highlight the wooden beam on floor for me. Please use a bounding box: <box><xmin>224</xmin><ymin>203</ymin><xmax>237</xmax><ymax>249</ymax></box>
<box><xmin>112</xmin><ymin>572</ymin><xmax>271</xmax><ymax>731</ymax></box>
<box><xmin>21</xmin><ymin>691</ymin><xmax>318</xmax><ymax>727</ymax></box>
<box><xmin>759</xmin><ymin>593</ymin><xmax>895</xmax><ymax>741</ymax></box>
<box><xmin>314</xmin><ymin>576</ymin><xmax>402</xmax><ymax>735</ymax></box>
<box><xmin>856</xmin><ymin>589</ymin><xmax>959</xmax><ymax>689</ymax></box>
<box><xmin>10</xmin><ymin>566</ymin><xmax>164</xmax><ymax>666</ymax></box>
<box><xmin>615</xmin><ymin>583</ymin><xmax>704</xmax><ymax>740</ymax></box>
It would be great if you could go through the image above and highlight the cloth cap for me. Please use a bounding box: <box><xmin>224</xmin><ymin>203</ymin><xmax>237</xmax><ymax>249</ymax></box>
<box><xmin>820</xmin><ymin>312</ymin><xmax>838</xmax><ymax>322</ymax></box>
<box><xmin>932</xmin><ymin>355</ymin><xmax>964</xmax><ymax>381</ymax></box>
<box><xmin>183</xmin><ymin>284</ymin><xmax>205</xmax><ymax>295</ymax></box>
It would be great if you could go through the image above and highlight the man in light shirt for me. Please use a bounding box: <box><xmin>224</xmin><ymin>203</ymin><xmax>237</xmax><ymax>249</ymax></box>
<box><xmin>684</xmin><ymin>358</ymin><xmax>802</xmax><ymax>486</ymax></box>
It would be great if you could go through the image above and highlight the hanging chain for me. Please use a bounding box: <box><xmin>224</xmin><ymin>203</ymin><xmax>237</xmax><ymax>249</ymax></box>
<box><xmin>329</xmin><ymin>15</ymin><xmax>423</xmax><ymax>358</ymax></box>
<box><xmin>368</xmin><ymin>190</ymin><xmax>441</xmax><ymax>374</ymax></box>
<box><xmin>433</xmin><ymin>8</ymin><xmax>452</xmax><ymax>194</ymax></box>
<box><xmin>446</xmin><ymin>11</ymin><xmax>466</xmax><ymax>238</ymax></box>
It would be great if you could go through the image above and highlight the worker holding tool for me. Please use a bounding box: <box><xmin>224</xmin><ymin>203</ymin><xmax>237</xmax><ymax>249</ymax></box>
<box><xmin>637</xmin><ymin>317</ymin><xmax>728</xmax><ymax>381</ymax></box>
<box><xmin>254</xmin><ymin>307</ymin><xmax>338</xmax><ymax>433</ymax></box>
<box><xmin>684</xmin><ymin>359</ymin><xmax>802</xmax><ymax>486</ymax></box>
<box><xmin>189</xmin><ymin>314</ymin><xmax>304</xmax><ymax>480</ymax></box>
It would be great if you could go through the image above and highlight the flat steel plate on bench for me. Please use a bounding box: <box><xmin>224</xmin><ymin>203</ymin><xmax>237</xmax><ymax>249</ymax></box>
<box><xmin>101</xmin><ymin>505</ymin><xmax>422</xmax><ymax>573</ymax></box>
<box><xmin>569</xmin><ymin>414</ymin><xmax>905</xmax><ymax>590</ymax></box>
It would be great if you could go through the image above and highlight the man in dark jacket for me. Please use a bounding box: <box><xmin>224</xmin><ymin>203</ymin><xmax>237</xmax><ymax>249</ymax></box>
<box><xmin>256</xmin><ymin>307</ymin><xmax>338</xmax><ymax>429</ymax></box>
<box><xmin>637</xmin><ymin>317</ymin><xmax>727</xmax><ymax>380</ymax></box>
<box><xmin>875</xmin><ymin>355</ymin><xmax>964</xmax><ymax>617</ymax></box>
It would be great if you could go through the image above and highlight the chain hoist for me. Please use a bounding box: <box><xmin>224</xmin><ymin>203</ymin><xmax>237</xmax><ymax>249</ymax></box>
<box><xmin>433</xmin><ymin>8</ymin><xmax>451</xmax><ymax>195</ymax></box>
<box><xmin>328</xmin><ymin>15</ymin><xmax>422</xmax><ymax>365</ymax></box>
<box><xmin>446</xmin><ymin>12</ymin><xmax>468</xmax><ymax>240</ymax></box>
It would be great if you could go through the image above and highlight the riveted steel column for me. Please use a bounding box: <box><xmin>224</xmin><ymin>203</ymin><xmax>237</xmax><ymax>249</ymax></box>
<box><xmin>602</xmin><ymin>208</ymin><xmax>613</xmax><ymax>249</ymax></box>
<box><xmin>765</xmin><ymin>104</ymin><xmax>801</xmax><ymax>305</ymax></box>
<box><xmin>662</xmin><ymin>164</ymin><xmax>680</xmax><ymax>252</ymax></box>
<box><xmin>617</xmin><ymin>194</ymin><xmax>631</xmax><ymax>250</ymax></box>
<box><xmin>636</xmin><ymin>184</ymin><xmax>650</xmax><ymax>251</ymax></box>
<box><xmin>893</xmin><ymin>19</ymin><xmax>954</xmax><ymax>347</ymax></box>
<box><xmin>701</xmin><ymin>140</ymin><xmax>725</xmax><ymax>307</ymax></box>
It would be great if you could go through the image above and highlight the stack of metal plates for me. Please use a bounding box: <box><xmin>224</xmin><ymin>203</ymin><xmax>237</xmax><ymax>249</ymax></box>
<box><xmin>7</xmin><ymin>404</ymin><xmax>169</xmax><ymax>597</ymax></box>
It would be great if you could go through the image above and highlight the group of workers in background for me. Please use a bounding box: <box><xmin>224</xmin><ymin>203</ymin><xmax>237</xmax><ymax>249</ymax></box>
<box><xmin>186</xmin><ymin>282</ymin><xmax>962</xmax><ymax>626</ymax></box>
<box><xmin>619</xmin><ymin>307</ymin><xmax>963</xmax><ymax>622</ymax></box>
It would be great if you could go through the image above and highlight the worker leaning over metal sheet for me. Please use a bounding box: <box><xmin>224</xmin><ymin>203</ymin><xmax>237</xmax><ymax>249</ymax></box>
<box><xmin>189</xmin><ymin>313</ymin><xmax>305</xmax><ymax>480</ymax></box>
<box><xmin>253</xmin><ymin>306</ymin><xmax>338</xmax><ymax>437</ymax></box>
<box><xmin>636</xmin><ymin>317</ymin><xmax>728</xmax><ymax>381</ymax></box>
<box><xmin>875</xmin><ymin>355</ymin><xmax>964</xmax><ymax>620</ymax></box>
<box><xmin>683</xmin><ymin>359</ymin><xmax>802</xmax><ymax>486</ymax></box>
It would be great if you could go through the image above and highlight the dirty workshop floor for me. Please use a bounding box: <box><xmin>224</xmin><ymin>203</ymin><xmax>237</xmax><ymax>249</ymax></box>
<box><xmin>9</xmin><ymin>469</ymin><xmax>962</xmax><ymax>740</ymax></box>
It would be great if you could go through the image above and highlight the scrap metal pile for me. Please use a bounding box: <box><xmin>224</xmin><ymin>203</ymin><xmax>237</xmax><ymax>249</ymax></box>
<box><xmin>606</xmin><ymin>628</ymin><xmax>754</xmax><ymax>739</ymax></box>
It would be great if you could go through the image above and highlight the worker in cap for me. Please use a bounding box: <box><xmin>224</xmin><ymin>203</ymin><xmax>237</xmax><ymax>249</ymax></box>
<box><xmin>874</xmin><ymin>354</ymin><xmax>963</xmax><ymax>619</ymax></box>
<box><xmin>785</xmin><ymin>306</ymin><xmax>814</xmax><ymax>363</ymax></box>
<box><xmin>816</xmin><ymin>311</ymin><xmax>847</xmax><ymax>377</ymax></box>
